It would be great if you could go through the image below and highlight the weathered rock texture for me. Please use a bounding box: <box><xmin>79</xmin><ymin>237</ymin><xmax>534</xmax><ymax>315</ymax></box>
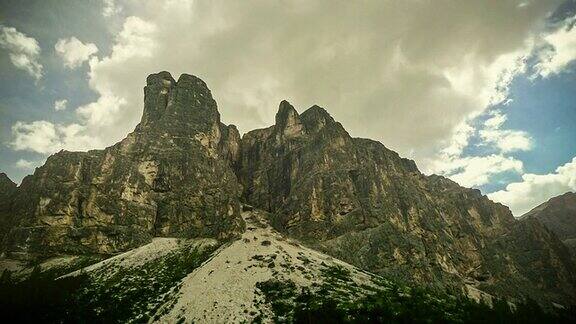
<box><xmin>521</xmin><ymin>192</ymin><xmax>576</xmax><ymax>254</ymax></box>
<box><xmin>2</xmin><ymin>72</ymin><xmax>243</xmax><ymax>256</ymax></box>
<box><xmin>239</xmin><ymin>101</ymin><xmax>576</xmax><ymax>305</ymax></box>
<box><xmin>0</xmin><ymin>173</ymin><xmax>17</xmax><ymax>243</ymax></box>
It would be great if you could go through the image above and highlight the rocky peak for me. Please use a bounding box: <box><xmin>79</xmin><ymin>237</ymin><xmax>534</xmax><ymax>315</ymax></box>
<box><xmin>274</xmin><ymin>100</ymin><xmax>304</xmax><ymax>139</ymax></box>
<box><xmin>549</xmin><ymin>191</ymin><xmax>576</xmax><ymax>206</ymax></box>
<box><xmin>0</xmin><ymin>173</ymin><xmax>16</xmax><ymax>191</ymax></box>
<box><xmin>300</xmin><ymin>105</ymin><xmax>335</xmax><ymax>133</ymax></box>
<box><xmin>138</xmin><ymin>71</ymin><xmax>241</xmax><ymax>161</ymax></box>
<box><xmin>140</xmin><ymin>71</ymin><xmax>176</xmax><ymax>128</ymax></box>
<box><xmin>139</xmin><ymin>71</ymin><xmax>220</xmax><ymax>137</ymax></box>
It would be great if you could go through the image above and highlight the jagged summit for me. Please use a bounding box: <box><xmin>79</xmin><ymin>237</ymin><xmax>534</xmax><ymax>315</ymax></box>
<box><xmin>274</xmin><ymin>100</ymin><xmax>304</xmax><ymax>139</ymax></box>
<box><xmin>145</xmin><ymin>71</ymin><xmax>208</xmax><ymax>88</ymax></box>
<box><xmin>139</xmin><ymin>71</ymin><xmax>220</xmax><ymax>137</ymax></box>
<box><xmin>269</xmin><ymin>100</ymin><xmax>345</xmax><ymax>139</ymax></box>
<box><xmin>275</xmin><ymin>100</ymin><xmax>298</xmax><ymax>124</ymax></box>
<box><xmin>300</xmin><ymin>104</ymin><xmax>339</xmax><ymax>134</ymax></box>
<box><xmin>145</xmin><ymin>70</ymin><xmax>175</xmax><ymax>86</ymax></box>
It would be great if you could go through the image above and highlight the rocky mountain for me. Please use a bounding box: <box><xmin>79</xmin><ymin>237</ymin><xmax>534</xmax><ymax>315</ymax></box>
<box><xmin>1</xmin><ymin>72</ymin><xmax>243</xmax><ymax>257</ymax></box>
<box><xmin>239</xmin><ymin>100</ymin><xmax>576</xmax><ymax>306</ymax></box>
<box><xmin>521</xmin><ymin>192</ymin><xmax>576</xmax><ymax>254</ymax></box>
<box><xmin>1</xmin><ymin>72</ymin><xmax>575</xmax><ymax>320</ymax></box>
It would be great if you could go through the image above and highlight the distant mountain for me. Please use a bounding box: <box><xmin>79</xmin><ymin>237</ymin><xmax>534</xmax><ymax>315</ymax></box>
<box><xmin>0</xmin><ymin>72</ymin><xmax>575</xmax><ymax>322</ymax></box>
<box><xmin>521</xmin><ymin>192</ymin><xmax>576</xmax><ymax>254</ymax></box>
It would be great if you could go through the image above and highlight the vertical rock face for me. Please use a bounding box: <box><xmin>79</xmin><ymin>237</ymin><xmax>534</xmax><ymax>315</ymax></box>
<box><xmin>520</xmin><ymin>192</ymin><xmax>576</xmax><ymax>253</ymax></box>
<box><xmin>0</xmin><ymin>173</ymin><xmax>17</xmax><ymax>242</ymax></box>
<box><xmin>3</xmin><ymin>72</ymin><xmax>244</xmax><ymax>256</ymax></box>
<box><xmin>239</xmin><ymin>101</ymin><xmax>576</xmax><ymax>305</ymax></box>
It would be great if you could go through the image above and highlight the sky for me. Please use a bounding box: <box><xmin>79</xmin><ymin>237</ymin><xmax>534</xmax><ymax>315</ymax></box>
<box><xmin>0</xmin><ymin>0</ymin><xmax>575</xmax><ymax>216</ymax></box>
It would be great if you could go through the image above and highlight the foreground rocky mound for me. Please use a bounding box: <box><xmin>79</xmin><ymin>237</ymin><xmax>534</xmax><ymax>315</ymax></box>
<box><xmin>2</xmin><ymin>208</ymin><xmax>573</xmax><ymax>323</ymax></box>
<box><xmin>521</xmin><ymin>192</ymin><xmax>576</xmax><ymax>254</ymax></box>
<box><xmin>2</xmin><ymin>72</ymin><xmax>243</xmax><ymax>257</ymax></box>
<box><xmin>239</xmin><ymin>101</ymin><xmax>576</xmax><ymax>306</ymax></box>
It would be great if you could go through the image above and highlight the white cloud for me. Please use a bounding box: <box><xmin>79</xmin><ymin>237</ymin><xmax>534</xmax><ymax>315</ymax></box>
<box><xmin>103</xmin><ymin>0</ymin><xmax>122</xmax><ymax>17</ymax></box>
<box><xmin>438</xmin><ymin>122</ymin><xmax>475</xmax><ymax>158</ymax></box>
<box><xmin>55</xmin><ymin>37</ymin><xmax>98</xmax><ymax>69</ymax></box>
<box><xmin>480</xmin><ymin>129</ymin><xmax>533</xmax><ymax>153</ymax></box>
<box><xmin>15</xmin><ymin>159</ymin><xmax>37</xmax><ymax>170</ymax></box>
<box><xmin>426</xmin><ymin>109</ymin><xmax>532</xmax><ymax>188</ymax></box>
<box><xmin>10</xmin><ymin>121</ymin><xmax>62</xmax><ymax>154</ymax></box>
<box><xmin>10</xmin><ymin>120</ymin><xmax>102</xmax><ymax>154</ymax></box>
<box><xmin>534</xmin><ymin>15</ymin><xmax>576</xmax><ymax>77</ymax></box>
<box><xmin>484</xmin><ymin>111</ymin><xmax>507</xmax><ymax>129</ymax></box>
<box><xmin>478</xmin><ymin>111</ymin><xmax>533</xmax><ymax>153</ymax></box>
<box><xmin>90</xmin><ymin>0</ymin><xmax>561</xmax><ymax>161</ymax></box>
<box><xmin>77</xmin><ymin>94</ymin><xmax>126</xmax><ymax>127</ymax></box>
<box><xmin>9</xmin><ymin>16</ymin><xmax>154</xmax><ymax>155</ymax></box>
<box><xmin>0</xmin><ymin>25</ymin><xmax>43</xmax><ymax>80</ymax></box>
<box><xmin>8</xmin><ymin>1</ymin><xmax>564</xmax><ymax>165</ymax></box>
<box><xmin>489</xmin><ymin>157</ymin><xmax>576</xmax><ymax>216</ymax></box>
<box><xmin>54</xmin><ymin>99</ymin><xmax>68</xmax><ymax>111</ymax></box>
<box><xmin>430</xmin><ymin>154</ymin><xmax>524</xmax><ymax>188</ymax></box>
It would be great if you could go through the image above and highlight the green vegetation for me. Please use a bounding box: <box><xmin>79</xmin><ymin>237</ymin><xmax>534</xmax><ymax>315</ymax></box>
<box><xmin>0</xmin><ymin>241</ymin><xmax>218</xmax><ymax>323</ymax></box>
<box><xmin>0</xmin><ymin>265</ymin><xmax>91</xmax><ymax>322</ymax></box>
<box><xmin>255</xmin><ymin>265</ymin><xmax>576</xmax><ymax>324</ymax></box>
<box><xmin>1</xmin><ymin>253</ymin><xmax>575</xmax><ymax>323</ymax></box>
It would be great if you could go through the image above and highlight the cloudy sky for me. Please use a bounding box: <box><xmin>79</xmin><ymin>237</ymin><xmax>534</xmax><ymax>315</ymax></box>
<box><xmin>1</xmin><ymin>0</ymin><xmax>575</xmax><ymax>216</ymax></box>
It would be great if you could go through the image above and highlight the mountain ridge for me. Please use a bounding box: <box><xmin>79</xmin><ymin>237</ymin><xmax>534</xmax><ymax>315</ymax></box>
<box><xmin>1</xmin><ymin>71</ymin><xmax>575</xmax><ymax>312</ymax></box>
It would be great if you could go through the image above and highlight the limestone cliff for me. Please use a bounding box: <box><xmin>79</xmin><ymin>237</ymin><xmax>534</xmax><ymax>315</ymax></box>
<box><xmin>2</xmin><ymin>72</ymin><xmax>244</xmax><ymax>256</ymax></box>
<box><xmin>239</xmin><ymin>101</ymin><xmax>576</xmax><ymax>305</ymax></box>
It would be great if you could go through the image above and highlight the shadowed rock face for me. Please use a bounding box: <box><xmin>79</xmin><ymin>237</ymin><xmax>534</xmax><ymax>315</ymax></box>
<box><xmin>0</xmin><ymin>173</ymin><xmax>17</xmax><ymax>241</ymax></box>
<box><xmin>2</xmin><ymin>72</ymin><xmax>244</xmax><ymax>256</ymax></box>
<box><xmin>521</xmin><ymin>192</ymin><xmax>576</xmax><ymax>254</ymax></box>
<box><xmin>239</xmin><ymin>101</ymin><xmax>576</xmax><ymax>305</ymax></box>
